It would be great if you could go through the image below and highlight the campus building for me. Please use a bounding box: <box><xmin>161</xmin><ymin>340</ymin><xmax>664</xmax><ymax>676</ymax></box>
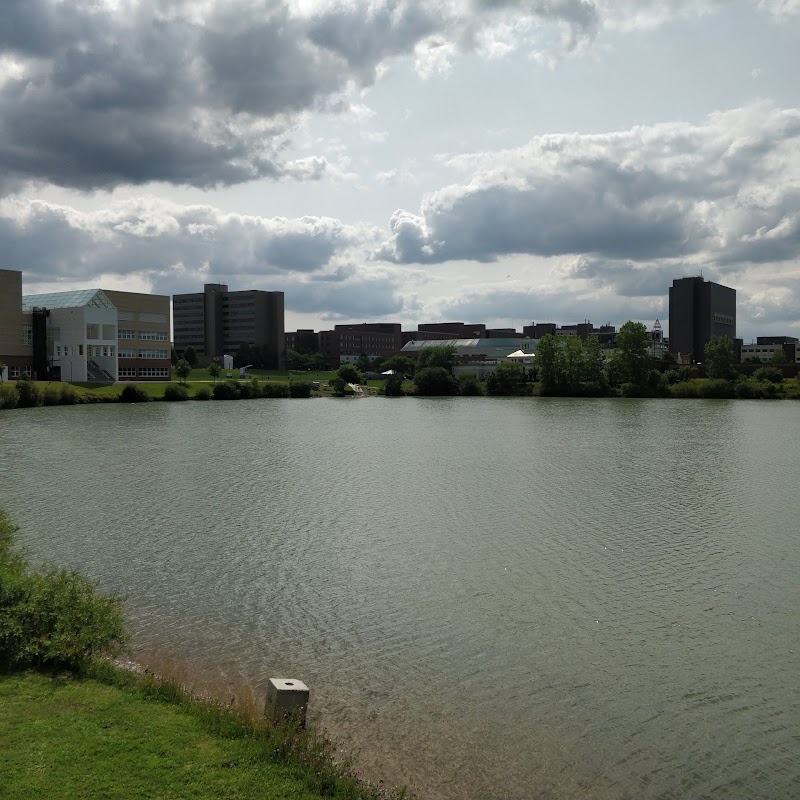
<box><xmin>319</xmin><ymin>323</ymin><xmax>402</xmax><ymax>368</ymax></box>
<box><xmin>740</xmin><ymin>336</ymin><xmax>800</xmax><ymax>364</ymax></box>
<box><xmin>669</xmin><ymin>277</ymin><xmax>736</xmax><ymax>362</ymax></box>
<box><xmin>173</xmin><ymin>284</ymin><xmax>285</xmax><ymax>368</ymax></box>
<box><xmin>0</xmin><ymin>269</ymin><xmax>171</xmax><ymax>382</ymax></box>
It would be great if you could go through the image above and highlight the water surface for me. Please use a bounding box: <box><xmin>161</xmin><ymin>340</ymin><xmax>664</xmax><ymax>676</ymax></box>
<box><xmin>1</xmin><ymin>398</ymin><xmax>798</xmax><ymax>799</ymax></box>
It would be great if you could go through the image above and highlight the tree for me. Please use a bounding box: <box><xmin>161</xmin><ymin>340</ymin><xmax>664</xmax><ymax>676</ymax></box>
<box><xmin>413</xmin><ymin>366</ymin><xmax>458</xmax><ymax>396</ymax></box>
<box><xmin>384</xmin><ymin>373</ymin><xmax>405</xmax><ymax>396</ymax></box>
<box><xmin>382</xmin><ymin>355</ymin><xmax>415</xmax><ymax>377</ymax></box>
<box><xmin>582</xmin><ymin>336</ymin><xmax>606</xmax><ymax>385</ymax></box>
<box><xmin>770</xmin><ymin>348</ymin><xmax>788</xmax><ymax>364</ymax></box>
<box><xmin>704</xmin><ymin>335</ymin><xmax>737</xmax><ymax>381</ymax></box>
<box><xmin>613</xmin><ymin>322</ymin><xmax>651</xmax><ymax>385</ymax></box>
<box><xmin>416</xmin><ymin>345</ymin><xmax>456</xmax><ymax>373</ymax></box>
<box><xmin>207</xmin><ymin>358</ymin><xmax>222</xmax><ymax>385</ymax></box>
<box><xmin>485</xmin><ymin>362</ymin><xmax>528</xmax><ymax>396</ymax></box>
<box><xmin>174</xmin><ymin>358</ymin><xmax>191</xmax><ymax>384</ymax></box>
<box><xmin>336</xmin><ymin>363</ymin><xmax>362</xmax><ymax>384</ymax></box>
<box><xmin>355</xmin><ymin>354</ymin><xmax>372</xmax><ymax>373</ymax></box>
<box><xmin>182</xmin><ymin>345</ymin><xmax>198</xmax><ymax>367</ymax></box>
<box><xmin>286</xmin><ymin>348</ymin><xmax>307</xmax><ymax>370</ymax></box>
<box><xmin>535</xmin><ymin>334</ymin><xmax>563</xmax><ymax>392</ymax></box>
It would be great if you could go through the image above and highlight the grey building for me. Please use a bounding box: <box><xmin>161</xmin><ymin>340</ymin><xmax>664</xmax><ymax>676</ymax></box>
<box><xmin>173</xmin><ymin>283</ymin><xmax>285</xmax><ymax>368</ymax></box>
<box><xmin>669</xmin><ymin>277</ymin><xmax>736</xmax><ymax>362</ymax></box>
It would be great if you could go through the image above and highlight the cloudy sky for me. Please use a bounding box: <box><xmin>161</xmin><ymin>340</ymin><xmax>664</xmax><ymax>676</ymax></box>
<box><xmin>2</xmin><ymin>0</ymin><xmax>799</xmax><ymax>340</ymax></box>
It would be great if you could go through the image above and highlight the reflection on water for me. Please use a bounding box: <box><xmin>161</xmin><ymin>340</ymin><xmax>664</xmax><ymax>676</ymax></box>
<box><xmin>2</xmin><ymin>398</ymin><xmax>799</xmax><ymax>799</ymax></box>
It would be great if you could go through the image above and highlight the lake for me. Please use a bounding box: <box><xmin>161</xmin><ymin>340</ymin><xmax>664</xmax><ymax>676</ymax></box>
<box><xmin>1</xmin><ymin>397</ymin><xmax>798</xmax><ymax>799</ymax></box>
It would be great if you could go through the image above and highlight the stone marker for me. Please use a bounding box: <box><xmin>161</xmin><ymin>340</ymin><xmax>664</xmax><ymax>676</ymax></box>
<box><xmin>265</xmin><ymin>678</ymin><xmax>310</xmax><ymax>726</ymax></box>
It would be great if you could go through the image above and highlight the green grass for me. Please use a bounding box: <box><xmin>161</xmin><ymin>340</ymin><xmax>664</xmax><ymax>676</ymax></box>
<box><xmin>0</xmin><ymin>671</ymin><xmax>402</xmax><ymax>800</ymax></box>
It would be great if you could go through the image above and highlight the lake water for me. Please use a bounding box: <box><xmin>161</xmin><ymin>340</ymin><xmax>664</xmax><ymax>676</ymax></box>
<box><xmin>1</xmin><ymin>397</ymin><xmax>798</xmax><ymax>799</ymax></box>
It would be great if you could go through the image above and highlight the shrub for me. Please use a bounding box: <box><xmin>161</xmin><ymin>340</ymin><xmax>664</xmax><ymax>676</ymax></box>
<box><xmin>213</xmin><ymin>381</ymin><xmax>241</xmax><ymax>400</ymax></box>
<box><xmin>262</xmin><ymin>383</ymin><xmax>290</xmax><ymax>398</ymax></box>
<box><xmin>119</xmin><ymin>385</ymin><xmax>149</xmax><ymax>403</ymax></box>
<box><xmin>42</xmin><ymin>384</ymin><xmax>62</xmax><ymax>406</ymax></box>
<box><xmin>735</xmin><ymin>381</ymin><xmax>759</xmax><ymax>399</ymax></box>
<box><xmin>15</xmin><ymin>379</ymin><xmax>41</xmax><ymax>408</ymax></box>
<box><xmin>163</xmin><ymin>384</ymin><xmax>189</xmax><ymax>401</ymax></box>
<box><xmin>753</xmin><ymin>366</ymin><xmax>783</xmax><ymax>384</ymax></box>
<box><xmin>288</xmin><ymin>382</ymin><xmax>312</xmax><ymax>398</ymax></box>
<box><xmin>0</xmin><ymin>509</ymin><xmax>128</xmax><ymax>672</ymax></box>
<box><xmin>383</xmin><ymin>373</ymin><xmax>405</xmax><ymax>397</ymax></box>
<box><xmin>458</xmin><ymin>375</ymin><xmax>482</xmax><ymax>396</ymax></box>
<box><xmin>413</xmin><ymin>367</ymin><xmax>458</xmax><ymax>396</ymax></box>
<box><xmin>697</xmin><ymin>379</ymin><xmax>736</xmax><ymax>399</ymax></box>
<box><xmin>0</xmin><ymin>383</ymin><xmax>18</xmax><ymax>410</ymax></box>
<box><xmin>193</xmin><ymin>386</ymin><xmax>211</xmax><ymax>401</ymax></box>
<box><xmin>59</xmin><ymin>384</ymin><xmax>79</xmax><ymax>405</ymax></box>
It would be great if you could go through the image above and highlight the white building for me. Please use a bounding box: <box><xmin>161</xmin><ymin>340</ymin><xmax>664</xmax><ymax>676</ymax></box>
<box><xmin>22</xmin><ymin>289</ymin><xmax>119</xmax><ymax>383</ymax></box>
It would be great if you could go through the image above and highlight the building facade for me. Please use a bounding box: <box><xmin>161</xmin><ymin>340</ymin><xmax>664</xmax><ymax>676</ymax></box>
<box><xmin>669</xmin><ymin>277</ymin><xmax>736</xmax><ymax>362</ymax></box>
<box><xmin>103</xmin><ymin>289</ymin><xmax>172</xmax><ymax>380</ymax></box>
<box><xmin>319</xmin><ymin>323</ymin><xmax>402</xmax><ymax>368</ymax></box>
<box><xmin>0</xmin><ymin>269</ymin><xmax>33</xmax><ymax>379</ymax></box>
<box><xmin>740</xmin><ymin>336</ymin><xmax>800</xmax><ymax>364</ymax></box>
<box><xmin>173</xmin><ymin>284</ymin><xmax>285</xmax><ymax>368</ymax></box>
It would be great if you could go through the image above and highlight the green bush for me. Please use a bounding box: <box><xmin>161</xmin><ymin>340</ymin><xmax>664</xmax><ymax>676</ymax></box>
<box><xmin>413</xmin><ymin>367</ymin><xmax>458</xmax><ymax>396</ymax></box>
<box><xmin>213</xmin><ymin>381</ymin><xmax>241</xmax><ymax>400</ymax></box>
<box><xmin>458</xmin><ymin>375</ymin><xmax>482</xmax><ymax>396</ymax></box>
<box><xmin>670</xmin><ymin>381</ymin><xmax>701</xmax><ymax>398</ymax></box>
<box><xmin>15</xmin><ymin>379</ymin><xmax>41</xmax><ymax>408</ymax></box>
<box><xmin>0</xmin><ymin>383</ymin><xmax>18</xmax><ymax>410</ymax></box>
<box><xmin>42</xmin><ymin>384</ymin><xmax>62</xmax><ymax>406</ymax></box>
<box><xmin>753</xmin><ymin>366</ymin><xmax>783</xmax><ymax>384</ymax></box>
<box><xmin>383</xmin><ymin>373</ymin><xmax>405</xmax><ymax>397</ymax></box>
<box><xmin>697</xmin><ymin>379</ymin><xmax>736</xmax><ymax>399</ymax></box>
<box><xmin>0</xmin><ymin>509</ymin><xmax>128</xmax><ymax>672</ymax></box>
<box><xmin>119</xmin><ymin>385</ymin><xmax>149</xmax><ymax>403</ymax></box>
<box><xmin>262</xmin><ymin>383</ymin><xmax>290</xmax><ymax>398</ymax></box>
<box><xmin>193</xmin><ymin>386</ymin><xmax>211</xmax><ymax>401</ymax></box>
<box><xmin>288</xmin><ymin>382</ymin><xmax>312</xmax><ymax>398</ymax></box>
<box><xmin>163</xmin><ymin>384</ymin><xmax>189</xmax><ymax>401</ymax></box>
<box><xmin>735</xmin><ymin>381</ymin><xmax>759</xmax><ymax>399</ymax></box>
<box><xmin>59</xmin><ymin>384</ymin><xmax>79</xmax><ymax>405</ymax></box>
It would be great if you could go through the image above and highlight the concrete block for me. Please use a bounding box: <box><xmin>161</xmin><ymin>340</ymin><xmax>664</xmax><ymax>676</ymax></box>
<box><xmin>265</xmin><ymin>678</ymin><xmax>309</xmax><ymax>726</ymax></box>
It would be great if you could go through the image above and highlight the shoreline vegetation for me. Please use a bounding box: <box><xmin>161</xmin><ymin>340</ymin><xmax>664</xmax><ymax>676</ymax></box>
<box><xmin>0</xmin><ymin>508</ymin><xmax>409</xmax><ymax>800</ymax></box>
<box><xmin>2</xmin><ymin>335</ymin><xmax>800</xmax><ymax>410</ymax></box>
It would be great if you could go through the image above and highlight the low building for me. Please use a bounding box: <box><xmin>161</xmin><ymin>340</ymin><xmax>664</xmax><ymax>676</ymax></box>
<box><xmin>401</xmin><ymin>337</ymin><xmax>537</xmax><ymax>379</ymax></box>
<box><xmin>740</xmin><ymin>336</ymin><xmax>800</xmax><ymax>364</ymax></box>
<box><xmin>319</xmin><ymin>323</ymin><xmax>402</xmax><ymax>368</ymax></box>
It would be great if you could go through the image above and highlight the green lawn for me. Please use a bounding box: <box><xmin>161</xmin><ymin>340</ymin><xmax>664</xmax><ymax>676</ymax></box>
<box><xmin>0</xmin><ymin>671</ymin><xmax>399</xmax><ymax>800</ymax></box>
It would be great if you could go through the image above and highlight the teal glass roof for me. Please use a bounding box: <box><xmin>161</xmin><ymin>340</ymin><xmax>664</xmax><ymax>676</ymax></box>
<box><xmin>22</xmin><ymin>289</ymin><xmax>115</xmax><ymax>311</ymax></box>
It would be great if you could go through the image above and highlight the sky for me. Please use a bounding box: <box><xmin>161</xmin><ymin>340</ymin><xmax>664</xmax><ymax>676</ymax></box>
<box><xmin>1</xmin><ymin>0</ymin><xmax>799</xmax><ymax>342</ymax></box>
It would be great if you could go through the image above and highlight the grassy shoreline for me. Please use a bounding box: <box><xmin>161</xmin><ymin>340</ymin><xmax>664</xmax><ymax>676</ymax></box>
<box><xmin>0</xmin><ymin>508</ymin><xmax>408</xmax><ymax>800</ymax></box>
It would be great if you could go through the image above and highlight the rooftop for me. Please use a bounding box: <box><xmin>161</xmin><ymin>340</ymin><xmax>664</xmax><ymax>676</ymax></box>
<box><xmin>22</xmin><ymin>289</ymin><xmax>115</xmax><ymax>312</ymax></box>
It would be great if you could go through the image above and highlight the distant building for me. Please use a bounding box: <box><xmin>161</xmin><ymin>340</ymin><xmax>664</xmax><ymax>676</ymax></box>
<box><xmin>0</xmin><ymin>269</ymin><xmax>33</xmax><ymax>379</ymax></box>
<box><xmin>740</xmin><ymin>336</ymin><xmax>800</xmax><ymax>364</ymax></box>
<box><xmin>319</xmin><ymin>323</ymin><xmax>402</xmax><ymax>368</ymax></box>
<box><xmin>285</xmin><ymin>329</ymin><xmax>319</xmax><ymax>354</ymax></box>
<box><xmin>173</xmin><ymin>283</ymin><xmax>285</xmax><ymax>368</ymax></box>
<box><xmin>669</xmin><ymin>277</ymin><xmax>736</xmax><ymax>362</ymax></box>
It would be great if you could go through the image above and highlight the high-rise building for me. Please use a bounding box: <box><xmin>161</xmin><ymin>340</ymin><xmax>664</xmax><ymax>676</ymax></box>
<box><xmin>173</xmin><ymin>283</ymin><xmax>285</xmax><ymax>368</ymax></box>
<box><xmin>669</xmin><ymin>277</ymin><xmax>736</xmax><ymax>362</ymax></box>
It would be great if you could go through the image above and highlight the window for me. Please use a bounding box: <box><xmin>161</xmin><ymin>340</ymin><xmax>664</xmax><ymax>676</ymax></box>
<box><xmin>138</xmin><ymin>367</ymin><xmax>170</xmax><ymax>377</ymax></box>
<box><xmin>78</xmin><ymin>344</ymin><xmax>83</xmax><ymax>356</ymax></box>
<box><xmin>118</xmin><ymin>367</ymin><xmax>137</xmax><ymax>378</ymax></box>
<box><xmin>119</xmin><ymin>329</ymin><xmax>137</xmax><ymax>339</ymax></box>
<box><xmin>138</xmin><ymin>349</ymin><xmax>169</xmax><ymax>359</ymax></box>
<box><xmin>139</xmin><ymin>330</ymin><xmax>169</xmax><ymax>341</ymax></box>
<box><xmin>119</xmin><ymin>348</ymin><xmax>136</xmax><ymax>358</ymax></box>
<box><xmin>22</xmin><ymin>325</ymin><xmax>33</xmax><ymax>346</ymax></box>
<box><xmin>138</xmin><ymin>313</ymin><xmax>168</xmax><ymax>323</ymax></box>
<box><xmin>86</xmin><ymin>324</ymin><xmax>99</xmax><ymax>340</ymax></box>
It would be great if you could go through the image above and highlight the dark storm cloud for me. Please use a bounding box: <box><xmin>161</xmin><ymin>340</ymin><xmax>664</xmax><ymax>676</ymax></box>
<box><xmin>2</xmin><ymin>0</ymin><xmax>754</xmax><ymax>192</ymax></box>
<box><xmin>379</xmin><ymin>104</ymin><xmax>800</xmax><ymax>268</ymax></box>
